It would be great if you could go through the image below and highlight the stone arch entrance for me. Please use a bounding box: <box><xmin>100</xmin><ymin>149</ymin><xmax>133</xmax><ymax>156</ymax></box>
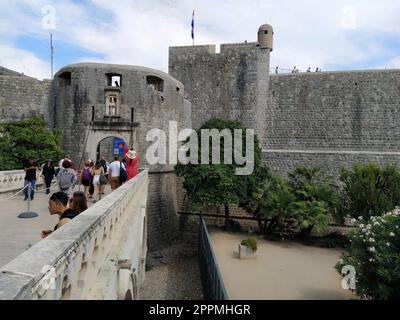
<box><xmin>96</xmin><ymin>136</ymin><xmax>127</xmax><ymax>162</ymax></box>
<box><xmin>85</xmin><ymin>129</ymin><xmax>135</xmax><ymax>163</ymax></box>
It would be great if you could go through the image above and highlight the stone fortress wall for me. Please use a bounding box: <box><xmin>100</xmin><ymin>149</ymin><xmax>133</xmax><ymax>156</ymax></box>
<box><xmin>0</xmin><ymin>67</ymin><xmax>53</xmax><ymax>126</ymax></box>
<box><xmin>265</xmin><ymin>70</ymin><xmax>400</xmax><ymax>177</ymax></box>
<box><xmin>168</xmin><ymin>28</ymin><xmax>400</xmax><ymax>179</ymax></box>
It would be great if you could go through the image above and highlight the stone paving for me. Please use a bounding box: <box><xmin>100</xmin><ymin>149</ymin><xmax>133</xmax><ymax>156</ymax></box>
<box><xmin>0</xmin><ymin>185</ymin><xmax>111</xmax><ymax>268</ymax></box>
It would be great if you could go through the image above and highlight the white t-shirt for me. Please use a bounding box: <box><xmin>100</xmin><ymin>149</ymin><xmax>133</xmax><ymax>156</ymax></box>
<box><xmin>109</xmin><ymin>161</ymin><xmax>125</xmax><ymax>178</ymax></box>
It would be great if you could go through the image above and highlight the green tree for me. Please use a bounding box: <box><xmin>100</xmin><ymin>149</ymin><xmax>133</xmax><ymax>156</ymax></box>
<box><xmin>340</xmin><ymin>163</ymin><xmax>400</xmax><ymax>220</ymax></box>
<box><xmin>258</xmin><ymin>177</ymin><xmax>296</xmax><ymax>236</ymax></box>
<box><xmin>175</xmin><ymin>118</ymin><xmax>269</xmax><ymax>229</ymax></box>
<box><xmin>0</xmin><ymin>117</ymin><xmax>64</xmax><ymax>170</ymax></box>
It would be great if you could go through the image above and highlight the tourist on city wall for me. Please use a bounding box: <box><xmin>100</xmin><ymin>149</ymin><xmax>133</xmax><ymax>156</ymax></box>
<box><xmin>91</xmin><ymin>160</ymin><xmax>105</xmax><ymax>203</ymax></box>
<box><xmin>23</xmin><ymin>159</ymin><xmax>39</xmax><ymax>201</ymax></box>
<box><xmin>81</xmin><ymin>161</ymin><xmax>93</xmax><ymax>198</ymax></box>
<box><xmin>88</xmin><ymin>160</ymin><xmax>95</xmax><ymax>200</ymax></box>
<box><xmin>41</xmin><ymin>192</ymin><xmax>79</xmax><ymax>238</ymax></box>
<box><xmin>124</xmin><ymin>146</ymin><xmax>139</xmax><ymax>180</ymax></box>
<box><xmin>41</xmin><ymin>159</ymin><xmax>55</xmax><ymax>195</ymax></box>
<box><xmin>100</xmin><ymin>157</ymin><xmax>108</xmax><ymax>195</ymax></box>
<box><xmin>57</xmin><ymin>155</ymin><xmax>70</xmax><ymax>175</ymax></box>
<box><xmin>108</xmin><ymin>155</ymin><xmax>126</xmax><ymax>191</ymax></box>
<box><xmin>57</xmin><ymin>160</ymin><xmax>77</xmax><ymax>198</ymax></box>
<box><xmin>69</xmin><ymin>191</ymin><xmax>88</xmax><ymax>215</ymax></box>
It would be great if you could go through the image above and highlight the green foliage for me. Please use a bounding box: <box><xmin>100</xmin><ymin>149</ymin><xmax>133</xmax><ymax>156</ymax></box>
<box><xmin>257</xmin><ymin>167</ymin><xmax>336</xmax><ymax>237</ymax></box>
<box><xmin>258</xmin><ymin>177</ymin><xmax>296</xmax><ymax>234</ymax></box>
<box><xmin>340</xmin><ymin>163</ymin><xmax>400</xmax><ymax>220</ymax></box>
<box><xmin>289</xmin><ymin>167</ymin><xmax>339</xmax><ymax>235</ymax></box>
<box><xmin>241</xmin><ymin>237</ymin><xmax>258</xmax><ymax>251</ymax></box>
<box><xmin>292</xmin><ymin>200</ymin><xmax>328</xmax><ymax>234</ymax></box>
<box><xmin>0</xmin><ymin>117</ymin><xmax>64</xmax><ymax>170</ymax></box>
<box><xmin>337</xmin><ymin>210</ymin><xmax>400</xmax><ymax>300</ymax></box>
<box><xmin>175</xmin><ymin>118</ymin><xmax>269</xmax><ymax>227</ymax></box>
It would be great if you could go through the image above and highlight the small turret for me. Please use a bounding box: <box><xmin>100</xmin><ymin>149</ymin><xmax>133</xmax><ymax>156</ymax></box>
<box><xmin>258</xmin><ymin>24</ymin><xmax>274</xmax><ymax>51</ymax></box>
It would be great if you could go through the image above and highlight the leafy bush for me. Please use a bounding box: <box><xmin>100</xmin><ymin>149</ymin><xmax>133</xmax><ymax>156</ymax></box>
<box><xmin>337</xmin><ymin>209</ymin><xmax>400</xmax><ymax>300</ymax></box>
<box><xmin>340</xmin><ymin>163</ymin><xmax>400</xmax><ymax>220</ymax></box>
<box><xmin>259</xmin><ymin>167</ymin><xmax>338</xmax><ymax>237</ymax></box>
<box><xmin>0</xmin><ymin>117</ymin><xmax>64</xmax><ymax>170</ymax></box>
<box><xmin>241</xmin><ymin>237</ymin><xmax>258</xmax><ymax>251</ymax></box>
<box><xmin>258</xmin><ymin>177</ymin><xmax>296</xmax><ymax>235</ymax></box>
<box><xmin>292</xmin><ymin>200</ymin><xmax>329</xmax><ymax>235</ymax></box>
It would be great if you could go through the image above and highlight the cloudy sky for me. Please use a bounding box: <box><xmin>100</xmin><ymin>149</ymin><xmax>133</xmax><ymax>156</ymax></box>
<box><xmin>0</xmin><ymin>0</ymin><xmax>400</xmax><ymax>79</ymax></box>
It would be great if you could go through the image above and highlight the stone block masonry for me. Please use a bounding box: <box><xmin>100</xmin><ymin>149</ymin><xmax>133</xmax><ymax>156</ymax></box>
<box><xmin>266</xmin><ymin>70</ymin><xmax>400</xmax><ymax>176</ymax></box>
<box><xmin>0</xmin><ymin>74</ymin><xmax>53</xmax><ymax>126</ymax></box>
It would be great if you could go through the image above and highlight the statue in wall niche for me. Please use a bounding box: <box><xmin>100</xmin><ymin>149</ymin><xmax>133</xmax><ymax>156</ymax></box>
<box><xmin>106</xmin><ymin>95</ymin><xmax>118</xmax><ymax>116</ymax></box>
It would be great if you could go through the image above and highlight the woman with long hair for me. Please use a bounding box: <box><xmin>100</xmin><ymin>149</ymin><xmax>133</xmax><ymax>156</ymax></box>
<box><xmin>81</xmin><ymin>161</ymin><xmax>93</xmax><ymax>199</ymax></box>
<box><xmin>69</xmin><ymin>191</ymin><xmax>88</xmax><ymax>214</ymax></box>
<box><xmin>90</xmin><ymin>160</ymin><xmax>104</xmax><ymax>202</ymax></box>
<box><xmin>41</xmin><ymin>159</ymin><xmax>55</xmax><ymax>195</ymax></box>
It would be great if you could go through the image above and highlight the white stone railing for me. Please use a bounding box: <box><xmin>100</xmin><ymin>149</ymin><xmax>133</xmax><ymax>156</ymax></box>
<box><xmin>0</xmin><ymin>170</ymin><xmax>45</xmax><ymax>196</ymax></box>
<box><xmin>0</xmin><ymin>170</ymin><xmax>149</xmax><ymax>300</ymax></box>
<box><xmin>0</xmin><ymin>170</ymin><xmax>26</xmax><ymax>194</ymax></box>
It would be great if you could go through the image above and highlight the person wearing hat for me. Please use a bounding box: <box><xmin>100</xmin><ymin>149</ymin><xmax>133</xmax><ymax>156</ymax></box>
<box><xmin>124</xmin><ymin>146</ymin><xmax>139</xmax><ymax>181</ymax></box>
<box><xmin>41</xmin><ymin>159</ymin><xmax>56</xmax><ymax>195</ymax></box>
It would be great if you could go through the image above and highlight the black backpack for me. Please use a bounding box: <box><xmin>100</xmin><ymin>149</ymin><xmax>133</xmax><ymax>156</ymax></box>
<box><xmin>119</xmin><ymin>162</ymin><xmax>128</xmax><ymax>183</ymax></box>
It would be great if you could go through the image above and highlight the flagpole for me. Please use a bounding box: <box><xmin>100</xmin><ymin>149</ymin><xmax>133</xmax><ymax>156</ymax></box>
<box><xmin>50</xmin><ymin>33</ymin><xmax>54</xmax><ymax>79</ymax></box>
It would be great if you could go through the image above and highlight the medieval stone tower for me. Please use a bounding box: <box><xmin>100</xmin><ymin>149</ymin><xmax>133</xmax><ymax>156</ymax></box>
<box><xmin>169</xmin><ymin>24</ymin><xmax>274</xmax><ymax>149</ymax></box>
<box><xmin>53</xmin><ymin>63</ymin><xmax>191</xmax><ymax>250</ymax></box>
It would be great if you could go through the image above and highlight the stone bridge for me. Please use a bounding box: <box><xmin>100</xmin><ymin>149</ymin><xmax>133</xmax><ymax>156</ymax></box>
<box><xmin>0</xmin><ymin>170</ymin><xmax>149</xmax><ymax>300</ymax></box>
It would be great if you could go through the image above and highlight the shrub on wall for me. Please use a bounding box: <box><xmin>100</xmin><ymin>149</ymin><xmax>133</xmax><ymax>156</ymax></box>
<box><xmin>0</xmin><ymin>117</ymin><xmax>64</xmax><ymax>171</ymax></box>
<box><xmin>340</xmin><ymin>163</ymin><xmax>400</xmax><ymax>220</ymax></box>
<box><xmin>337</xmin><ymin>209</ymin><xmax>400</xmax><ymax>300</ymax></box>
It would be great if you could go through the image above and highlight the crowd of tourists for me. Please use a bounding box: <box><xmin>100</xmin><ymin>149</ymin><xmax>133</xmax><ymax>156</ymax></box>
<box><xmin>20</xmin><ymin>146</ymin><xmax>140</xmax><ymax>237</ymax></box>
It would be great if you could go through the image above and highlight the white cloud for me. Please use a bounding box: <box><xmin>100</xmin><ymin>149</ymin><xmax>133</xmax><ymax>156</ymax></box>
<box><xmin>0</xmin><ymin>0</ymin><xmax>400</xmax><ymax>78</ymax></box>
<box><xmin>0</xmin><ymin>44</ymin><xmax>50</xmax><ymax>79</ymax></box>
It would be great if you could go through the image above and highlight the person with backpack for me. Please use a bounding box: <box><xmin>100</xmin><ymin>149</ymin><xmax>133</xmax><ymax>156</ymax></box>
<box><xmin>81</xmin><ymin>161</ymin><xmax>93</xmax><ymax>198</ymax></box>
<box><xmin>56</xmin><ymin>159</ymin><xmax>77</xmax><ymax>198</ymax></box>
<box><xmin>108</xmin><ymin>155</ymin><xmax>127</xmax><ymax>191</ymax></box>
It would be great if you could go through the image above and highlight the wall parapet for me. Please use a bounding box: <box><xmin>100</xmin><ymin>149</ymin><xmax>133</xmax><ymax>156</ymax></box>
<box><xmin>0</xmin><ymin>170</ymin><xmax>27</xmax><ymax>195</ymax></box>
<box><xmin>0</xmin><ymin>170</ymin><xmax>149</xmax><ymax>300</ymax></box>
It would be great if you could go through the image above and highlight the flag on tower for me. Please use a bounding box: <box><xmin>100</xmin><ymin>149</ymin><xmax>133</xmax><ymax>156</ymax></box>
<box><xmin>191</xmin><ymin>10</ymin><xmax>194</xmax><ymax>45</ymax></box>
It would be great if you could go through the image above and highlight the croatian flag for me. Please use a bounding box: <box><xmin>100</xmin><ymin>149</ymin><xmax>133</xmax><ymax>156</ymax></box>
<box><xmin>191</xmin><ymin>10</ymin><xmax>194</xmax><ymax>43</ymax></box>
